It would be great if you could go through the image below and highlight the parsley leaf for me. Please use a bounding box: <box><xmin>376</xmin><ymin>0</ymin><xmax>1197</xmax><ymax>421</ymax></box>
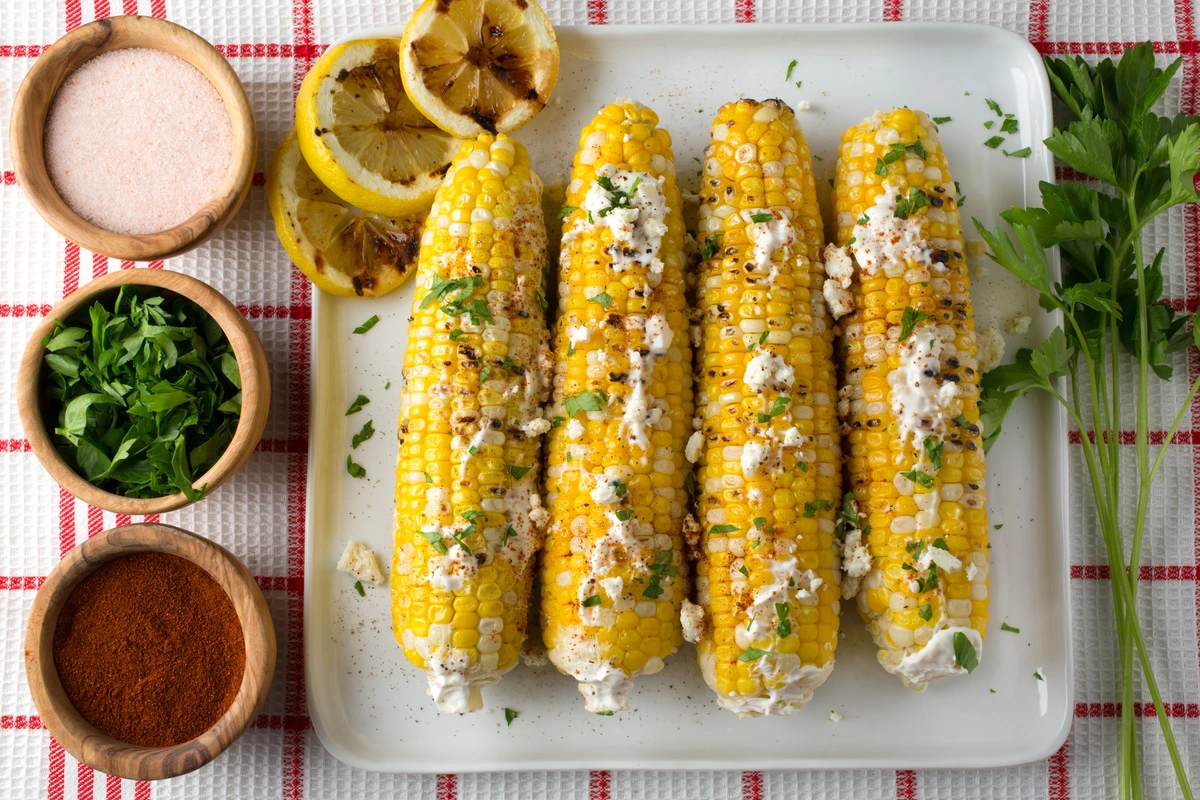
<box><xmin>984</xmin><ymin>135</ymin><xmax>1006</xmax><ymax>149</ymax></box>
<box><xmin>918</xmin><ymin>603</ymin><xmax>932</xmax><ymax>621</ymax></box>
<box><xmin>756</xmin><ymin>395</ymin><xmax>792</xmax><ymax>423</ymax></box>
<box><xmin>564</xmin><ymin>390</ymin><xmax>607</xmax><ymax>418</ymax></box>
<box><xmin>1000</xmin><ymin>117</ymin><xmax>1019</xmax><ymax>134</ymax></box>
<box><xmin>900</xmin><ymin>469</ymin><xmax>935</xmax><ymax>489</ymax></box>
<box><xmin>709</xmin><ymin>524</ymin><xmax>739</xmax><ymax>535</ymax></box>
<box><xmin>923</xmin><ymin>437</ymin><xmax>943</xmax><ymax>470</ymax></box>
<box><xmin>1003</xmin><ymin>147</ymin><xmax>1032</xmax><ymax>158</ymax></box>
<box><xmin>954</xmin><ymin>632</ymin><xmax>979</xmax><ymax>673</ymax></box>
<box><xmin>558</xmin><ymin>204</ymin><xmax>578</xmax><ymax>220</ymax></box>
<box><xmin>932</xmin><ymin>116</ymin><xmax>952</xmax><ymax>124</ymax></box>
<box><xmin>738</xmin><ymin>647</ymin><xmax>771</xmax><ymax>662</ymax></box>
<box><xmin>346</xmin><ymin>455</ymin><xmax>366</xmax><ymax>479</ymax></box>
<box><xmin>1001</xmin><ymin>622</ymin><xmax>1021</xmax><ymax>633</ymax></box>
<box><xmin>504</xmin><ymin>464</ymin><xmax>532</xmax><ymax>480</ymax></box>
<box><xmin>352</xmin><ymin>420</ymin><xmax>375</xmax><ymax>449</ymax></box>
<box><xmin>699</xmin><ymin>234</ymin><xmax>721</xmax><ymax>260</ymax></box>
<box><xmin>581</xmin><ymin>595</ymin><xmax>602</xmax><ymax>608</ymax></box>
<box><xmin>504</xmin><ymin>708</ymin><xmax>518</xmax><ymax>726</ymax></box>
<box><xmin>985</xmin><ymin>97</ymin><xmax>1003</xmax><ymax>116</ymax></box>
<box><xmin>802</xmin><ymin>499</ymin><xmax>831</xmax><ymax>518</ymax></box>
<box><xmin>893</xmin><ymin>186</ymin><xmax>929</xmax><ymax>218</ymax></box>
<box><xmin>898</xmin><ymin>307</ymin><xmax>932</xmax><ymax>340</ymax></box>
<box><xmin>353</xmin><ymin>315</ymin><xmax>380</xmax><ymax>334</ymax></box>
<box><xmin>346</xmin><ymin>394</ymin><xmax>370</xmax><ymax>415</ymax></box>
<box><xmin>750</xmin><ymin>211</ymin><xmax>774</xmax><ymax>223</ymax></box>
<box><xmin>588</xmin><ymin>291</ymin><xmax>614</xmax><ymax>309</ymax></box>
<box><xmin>353</xmin><ymin>580</ymin><xmax>365</xmax><ymax>597</ymax></box>
<box><xmin>785</xmin><ymin>59</ymin><xmax>797</xmax><ymax>81</ymax></box>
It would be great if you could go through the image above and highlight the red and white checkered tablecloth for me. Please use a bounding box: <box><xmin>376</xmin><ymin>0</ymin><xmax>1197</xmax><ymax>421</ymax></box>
<box><xmin>2</xmin><ymin>0</ymin><xmax>1198</xmax><ymax>797</ymax></box>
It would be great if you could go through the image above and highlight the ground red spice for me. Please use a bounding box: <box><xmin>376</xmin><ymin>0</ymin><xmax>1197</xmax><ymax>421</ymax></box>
<box><xmin>52</xmin><ymin>552</ymin><xmax>245</xmax><ymax>747</ymax></box>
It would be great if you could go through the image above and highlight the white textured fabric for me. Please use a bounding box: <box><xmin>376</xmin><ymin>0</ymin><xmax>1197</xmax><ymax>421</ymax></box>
<box><xmin>2</xmin><ymin>1</ymin><xmax>1199</xmax><ymax>798</ymax></box>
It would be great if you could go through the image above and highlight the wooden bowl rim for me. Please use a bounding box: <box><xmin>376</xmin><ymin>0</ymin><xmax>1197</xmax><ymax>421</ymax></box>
<box><xmin>8</xmin><ymin>15</ymin><xmax>257</xmax><ymax>261</ymax></box>
<box><xmin>24</xmin><ymin>523</ymin><xmax>276</xmax><ymax>781</ymax></box>
<box><xmin>17</xmin><ymin>268</ymin><xmax>271</xmax><ymax>515</ymax></box>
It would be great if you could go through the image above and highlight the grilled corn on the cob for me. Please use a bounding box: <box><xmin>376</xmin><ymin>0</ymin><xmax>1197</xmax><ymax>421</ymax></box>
<box><xmin>541</xmin><ymin>98</ymin><xmax>694</xmax><ymax>713</ymax></box>
<box><xmin>824</xmin><ymin>108</ymin><xmax>989</xmax><ymax>689</ymax></box>
<box><xmin>688</xmin><ymin>99</ymin><xmax>841</xmax><ymax>716</ymax></box>
<box><xmin>392</xmin><ymin>133</ymin><xmax>553</xmax><ymax>712</ymax></box>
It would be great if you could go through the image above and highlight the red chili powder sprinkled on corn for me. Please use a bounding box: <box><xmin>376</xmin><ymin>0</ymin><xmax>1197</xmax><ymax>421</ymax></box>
<box><xmin>44</xmin><ymin>47</ymin><xmax>233</xmax><ymax>236</ymax></box>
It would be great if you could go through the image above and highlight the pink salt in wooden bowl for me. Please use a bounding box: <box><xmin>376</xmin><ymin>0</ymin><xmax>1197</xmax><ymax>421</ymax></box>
<box><xmin>9</xmin><ymin>16</ymin><xmax>256</xmax><ymax>261</ymax></box>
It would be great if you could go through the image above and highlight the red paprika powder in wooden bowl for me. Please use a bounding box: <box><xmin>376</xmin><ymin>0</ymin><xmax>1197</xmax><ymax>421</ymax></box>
<box><xmin>24</xmin><ymin>523</ymin><xmax>275</xmax><ymax>780</ymax></box>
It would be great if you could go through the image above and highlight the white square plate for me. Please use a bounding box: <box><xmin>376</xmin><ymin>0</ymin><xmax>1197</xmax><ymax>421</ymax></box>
<box><xmin>304</xmin><ymin>21</ymin><xmax>1071</xmax><ymax>772</ymax></box>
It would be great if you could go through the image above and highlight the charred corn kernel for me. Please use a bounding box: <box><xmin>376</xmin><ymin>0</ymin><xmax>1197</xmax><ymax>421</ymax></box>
<box><xmin>541</xmin><ymin>98</ymin><xmax>694</xmax><ymax>713</ymax></box>
<box><xmin>825</xmin><ymin>109</ymin><xmax>989</xmax><ymax>690</ymax></box>
<box><xmin>392</xmin><ymin>134</ymin><xmax>553</xmax><ymax>713</ymax></box>
<box><xmin>691</xmin><ymin>99</ymin><xmax>840</xmax><ymax>717</ymax></box>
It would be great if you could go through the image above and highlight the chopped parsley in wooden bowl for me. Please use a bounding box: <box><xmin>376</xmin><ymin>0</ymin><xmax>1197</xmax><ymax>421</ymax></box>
<box><xmin>17</xmin><ymin>269</ymin><xmax>270</xmax><ymax>514</ymax></box>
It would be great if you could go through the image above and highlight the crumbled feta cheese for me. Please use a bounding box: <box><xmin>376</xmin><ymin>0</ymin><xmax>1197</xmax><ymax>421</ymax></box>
<box><xmin>837</xmin><ymin>525</ymin><xmax>872</xmax><ymax>599</ymax></box>
<box><xmin>918</xmin><ymin>544</ymin><xmax>962</xmax><ymax>573</ymax></box>
<box><xmin>828</xmin><ymin>709</ymin><xmax>842</xmax><ymax>723</ymax></box>
<box><xmin>567</xmin><ymin>418</ymin><xmax>585</xmax><ymax>440</ymax></box>
<box><xmin>685</xmin><ymin>431</ymin><xmax>703</xmax><ymax>463</ymax></box>
<box><xmin>336</xmin><ymin>540</ymin><xmax>385</xmax><ymax>585</ymax></box>
<box><xmin>781</xmin><ymin>427</ymin><xmax>806</xmax><ymax>448</ymax></box>
<box><xmin>680</xmin><ymin>599</ymin><xmax>705</xmax><ymax>643</ymax></box>
<box><xmin>580</xmin><ymin>164</ymin><xmax>669</xmax><ymax>274</ymax></box>
<box><xmin>521</xmin><ymin>417</ymin><xmax>551</xmax><ymax>437</ymax></box>
<box><xmin>744</xmin><ymin>351</ymin><xmax>794</xmax><ymax>393</ymax></box>
<box><xmin>590</xmin><ymin>479</ymin><xmax>623</xmax><ymax>506</ymax></box>
<box><xmin>966</xmin><ymin>562</ymin><xmax>980</xmax><ymax>581</ymax></box>
<box><xmin>428</xmin><ymin>544</ymin><xmax>478</xmax><ymax>592</ymax></box>
<box><xmin>741</xmin><ymin>441</ymin><xmax>767</xmax><ymax>478</ymax></box>
<box><xmin>1008</xmin><ymin>314</ymin><xmax>1031</xmax><ymax>335</ymax></box>
<box><xmin>850</xmin><ymin>179</ymin><xmax>937</xmax><ymax>278</ymax></box>
<box><xmin>746</xmin><ymin>210</ymin><xmax>796</xmax><ymax>275</ymax></box>
<box><xmin>822</xmin><ymin>244</ymin><xmax>857</xmax><ymax>319</ymax></box>
<box><xmin>977</xmin><ymin>326</ymin><xmax>1006</xmax><ymax>373</ymax></box>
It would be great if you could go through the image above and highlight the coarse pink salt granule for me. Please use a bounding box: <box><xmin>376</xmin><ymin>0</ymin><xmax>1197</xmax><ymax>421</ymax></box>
<box><xmin>44</xmin><ymin>47</ymin><xmax>234</xmax><ymax>236</ymax></box>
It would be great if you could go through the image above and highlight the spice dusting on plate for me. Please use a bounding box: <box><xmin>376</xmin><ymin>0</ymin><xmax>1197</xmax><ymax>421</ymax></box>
<box><xmin>52</xmin><ymin>552</ymin><xmax>245</xmax><ymax>747</ymax></box>
<box><xmin>44</xmin><ymin>47</ymin><xmax>233</xmax><ymax>235</ymax></box>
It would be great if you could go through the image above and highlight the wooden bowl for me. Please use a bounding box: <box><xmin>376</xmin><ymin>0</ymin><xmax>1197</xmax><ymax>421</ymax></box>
<box><xmin>17</xmin><ymin>268</ymin><xmax>270</xmax><ymax>515</ymax></box>
<box><xmin>25</xmin><ymin>523</ymin><xmax>276</xmax><ymax>780</ymax></box>
<box><xmin>8</xmin><ymin>15</ymin><xmax>256</xmax><ymax>261</ymax></box>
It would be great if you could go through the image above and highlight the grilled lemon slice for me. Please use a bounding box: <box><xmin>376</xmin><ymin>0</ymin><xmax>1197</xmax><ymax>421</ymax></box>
<box><xmin>400</xmin><ymin>0</ymin><xmax>559</xmax><ymax>138</ymax></box>
<box><xmin>268</xmin><ymin>130</ymin><xmax>422</xmax><ymax>298</ymax></box>
<box><xmin>296</xmin><ymin>38</ymin><xmax>460</xmax><ymax>216</ymax></box>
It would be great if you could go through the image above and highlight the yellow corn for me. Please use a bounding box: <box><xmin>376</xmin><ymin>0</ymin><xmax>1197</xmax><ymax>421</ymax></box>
<box><xmin>392</xmin><ymin>133</ymin><xmax>552</xmax><ymax>712</ymax></box>
<box><xmin>825</xmin><ymin>108</ymin><xmax>989</xmax><ymax>688</ymax></box>
<box><xmin>540</xmin><ymin>98</ymin><xmax>694</xmax><ymax>712</ymax></box>
<box><xmin>690</xmin><ymin>99</ymin><xmax>841</xmax><ymax>716</ymax></box>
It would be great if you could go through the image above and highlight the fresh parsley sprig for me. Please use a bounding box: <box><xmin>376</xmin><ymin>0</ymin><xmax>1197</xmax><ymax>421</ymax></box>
<box><xmin>974</xmin><ymin>43</ymin><xmax>1198</xmax><ymax>799</ymax></box>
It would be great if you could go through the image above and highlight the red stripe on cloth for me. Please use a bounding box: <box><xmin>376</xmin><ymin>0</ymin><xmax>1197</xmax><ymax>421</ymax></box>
<box><xmin>0</xmin><ymin>576</ymin><xmax>46</xmax><ymax>589</ymax></box>
<box><xmin>78</xmin><ymin>762</ymin><xmax>95</xmax><ymax>800</ymax></box>
<box><xmin>104</xmin><ymin>774</ymin><xmax>121</xmax><ymax>800</ymax></box>
<box><xmin>588</xmin><ymin>771</ymin><xmax>611</xmax><ymax>800</ymax></box>
<box><xmin>87</xmin><ymin>505</ymin><xmax>103</xmax><ymax>539</ymax></box>
<box><xmin>64</xmin><ymin>242</ymin><xmax>80</xmax><ymax>298</ymax></box>
<box><xmin>1076</xmin><ymin>702</ymin><xmax>1200</xmax><ymax>717</ymax></box>
<box><xmin>0</xmin><ymin>439</ymin><xmax>33</xmax><ymax>451</ymax></box>
<box><xmin>0</xmin><ymin>303</ymin><xmax>52</xmax><ymax>317</ymax></box>
<box><xmin>149</xmin><ymin>0</ymin><xmax>165</xmax><ymax>18</ymax></box>
<box><xmin>587</xmin><ymin>0</ymin><xmax>607</xmax><ymax>24</ymax></box>
<box><xmin>896</xmin><ymin>769</ymin><xmax>916</xmax><ymax>799</ymax></box>
<box><xmin>93</xmin><ymin>0</ymin><xmax>110</xmax><ymax>19</ymax></box>
<box><xmin>144</xmin><ymin>514</ymin><xmax>159</xmax><ymax>523</ymax></box>
<box><xmin>1179</xmin><ymin>0</ymin><xmax>1196</xmax><ymax>41</ymax></box>
<box><xmin>735</xmin><ymin>0</ymin><xmax>755</xmax><ymax>23</ymax></box>
<box><xmin>134</xmin><ymin>781</ymin><xmax>150</xmax><ymax>800</ymax></box>
<box><xmin>59</xmin><ymin>488</ymin><xmax>75</xmax><ymax>558</ymax></box>
<box><xmin>236</xmin><ymin>303</ymin><xmax>313</xmax><ymax>320</ymax></box>
<box><xmin>48</xmin><ymin>738</ymin><xmax>65</xmax><ymax>800</ymax></box>
<box><xmin>1068</xmin><ymin>429</ymin><xmax>1199</xmax><ymax>445</ymax></box>
<box><xmin>65</xmin><ymin>0</ymin><xmax>82</xmax><ymax>31</ymax></box>
<box><xmin>147</xmin><ymin>261</ymin><xmax>163</xmax><ymax>270</ymax></box>
<box><xmin>253</xmin><ymin>171</ymin><xmax>266</xmax><ymax>186</ymax></box>
<box><xmin>115</xmin><ymin>514</ymin><xmax>131</xmax><ymax>527</ymax></box>
<box><xmin>883</xmin><ymin>0</ymin><xmax>902</xmax><ymax>21</ymax></box>
<box><xmin>1034</xmin><ymin>40</ymin><xmax>1192</xmax><ymax>55</ymax></box>
<box><xmin>0</xmin><ymin>301</ymin><xmax>311</xmax><ymax>319</ymax></box>
<box><xmin>741</xmin><ymin>771</ymin><xmax>763</xmax><ymax>800</ymax></box>
<box><xmin>121</xmin><ymin>261</ymin><xmax>135</xmax><ymax>270</ymax></box>
<box><xmin>250</xmin><ymin>714</ymin><xmax>313</xmax><ymax>730</ymax></box>
<box><xmin>122</xmin><ymin>0</ymin><xmax>139</xmax><ymax>15</ymax></box>
<box><xmin>1028</xmin><ymin>0</ymin><xmax>1049</xmax><ymax>45</ymax></box>
<box><xmin>0</xmin><ymin>46</ymin><xmax>50</xmax><ymax>58</ymax></box>
<box><xmin>92</xmin><ymin>251</ymin><xmax>107</xmax><ymax>280</ymax></box>
<box><xmin>1048</xmin><ymin>741</ymin><xmax>1069</xmax><ymax>799</ymax></box>
<box><xmin>436</xmin><ymin>775</ymin><xmax>458</xmax><ymax>800</ymax></box>
<box><xmin>1</xmin><ymin>714</ymin><xmax>44</xmax><ymax>728</ymax></box>
<box><xmin>1071</xmin><ymin>564</ymin><xmax>1197</xmax><ymax>580</ymax></box>
<box><xmin>0</xmin><ymin>437</ymin><xmax>304</xmax><ymax>454</ymax></box>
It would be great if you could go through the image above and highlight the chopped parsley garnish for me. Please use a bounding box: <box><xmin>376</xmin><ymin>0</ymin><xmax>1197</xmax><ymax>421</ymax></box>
<box><xmin>384</xmin><ymin>381</ymin><xmax>391</xmax><ymax>390</ymax></box>
<box><xmin>892</xmin><ymin>186</ymin><xmax>929</xmax><ymax>219</ymax></box>
<box><xmin>595</xmin><ymin>710</ymin><xmax>614</xmax><ymax>716</ymax></box>
<box><xmin>1000</xmin><ymin>117</ymin><xmax>1019</xmax><ymax>134</ymax></box>
<box><xmin>917</xmin><ymin>563</ymin><xmax>940</xmax><ymax>592</ymax></box>
<box><xmin>353</xmin><ymin>315</ymin><xmax>380</xmax><ymax>334</ymax></box>
<box><xmin>504</xmin><ymin>708</ymin><xmax>518</xmax><ymax>726</ymax></box>
<box><xmin>932</xmin><ymin>116</ymin><xmax>952</xmax><ymax>124</ymax></box>
<box><xmin>984</xmin><ymin>135</ymin><xmax>1006</xmax><ymax>149</ymax></box>
<box><xmin>551</xmin><ymin>415</ymin><xmax>566</xmax><ymax>428</ymax></box>
<box><xmin>346</xmin><ymin>455</ymin><xmax>365</xmax><ymax>478</ymax></box>
<box><xmin>775</xmin><ymin>603</ymin><xmax>792</xmax><ymax>638</ymax></box>
<box><xmin>345</xmin><ymin>394</ymin><xmax>370</xmax><ymax>415</ymax></box>
<box><xmin>802</xmin><ymin>499</ymin><xmax>831</xmax><ymax>518</ymax></box>
<box><xmin>642</xmin><ymin>549</ymin><xmax>677</xmax><ymax>599</ymax></box>
<box><xmin>994</xmin><ymin>523</ymin><xmax>1004</xmax><ymax>530</ymax></box>
<box><xmin>353</xmin><ymin>580</ymin><xmax>365</xmax><ymax>597</ymax></box>
<box><xmin>897</xmin><ymin>306</ymin><xmax>931</xmax><ymax>340</ymax></box>
<box><xmin>588</xmin><ymin>291</ymin><xmax>614</xmax><ymax>309</ymax></box>
<box><xmin>449</xmin><ymin>328</ymin><xmax>465</xmax><ymax>342</ymax></box>
<box><xmin>1001</xmin><ymin>622</ymin><xmax>1021</xmax><ymax>633</ymax></box>
<box><xmin>420</xmin><ymin>529</ymin><xmax>448</xmax><ymax>555</ymax></box>
<box><xmin>352</xmin><ymin>420</ymin><xmax>375</xmax><ymax>449</ymax></box>
<box><xmin>738</xmin><ymin>647</ymin><xmax>771</xmax><ymax>662</ymax></box>
<box><xmin>1003</xmin><ymin>147</ymin><xmax>1032</xmax><ymax>158</ymax></box>
<box><xmin>709</xmin><ymin>523</ymin><xmax>739</xmax><ymax>535</ymax></box>
<box><xmin>923</xmin><ymin>437</ymin><xmax>943</xmax><ymax>471</ymax></box>
<box><xmin>594</xmin><ymin>175</ymin><xmax>641</xmax><ymax>217</ymax></box>
<box><xmin>756</xmin><ymin>395</ymin><xmax>792</xmax><ymax>424</ymax></box>
<box><xmin>480</xmin><ymin>365</ymin><xmax>492</xmax><ymax>383</ymax></box>
<box><xmin>684</xmin><ymin>470</ymin><xmax>696</xmax><ymax>502</ymax></box>
<box><xmin>954</xmin><ymin>414</ymin><xmax>981</xmax><ymax>434</ymax></box>
<box><xmin>468</xmin><ymin>446</ymin><xmax>478</xmax><ymax>456</ymax></box>
<box><xmin>699</xmin><ymin>234</ymin><xmax>721</xmax><ymax>260</ymax></box>
<box><xmin>504</xmin><ymin>464</ymin><xmax>532</xmax><ymax>480</ymax></box>
<box><xmin>581</xmin><ymin>594</ymin><xmax>602</xmax><ymax>608</ymax></box>
<box><xmin>985</xmin><ymin>97</ymin><xmax>1003</xmax><ymax>116</ymax></box>
<box><xmin>502</xmin><ymin>525</ymin><xmax>517</xmax><ymax>545</ymax></box>
<box><xmin>856</xmin><ymin>213</ymin><xmax>870</xmax><ymax>225</ymax></box>
<box><xmin>933</xmin><ymin>537</ymin><xmax>949</xmax><ymax>550</ymax></box>
<box><xmin>612</xmin><ymin>479</ymin><xmax>627</xmax><ymax>497</ymax></box>
<box><xmin>901</xmin><ymin>469</ymin><xmax>935</xmax><ymax>489</ymax></box>
<box><xmin>875</xmin><ymin>158</ymin><xmax>888</xmax><ymax>176</ymax></box>
<box><xmin>1034</xmin><ymin>671</ymin><xmax>1044</xmax><ymax>681</ymax></box>
<box><xmin>748</xmin><ymin>330</ymin><xmax>769</xmax><ymax>352</ymax></box>
<box><xmin>753</xmin><ymin>517</ymin><xmax>766</xmax><ymax>529</ymax></box>
<box><xmin>750</xmin><ymin>211</ymin><xmax>774</xmax><ymax>224</ymax></box>
<box><xmin>537</xmin><ymin>290</ymin><xmax>548</xmax><ymax>310</ymax></box>
<box><xmin>423</xmin><ymin>471</ymin><xmax>433</xmax><ymax>483</ymax></box>
<box><xmin>918</xmin><ymin>603</ymin><xmax>932</xmax><ymax>621</ymax></box>
<box><xmin>421</xmin><ymin>275</ymin><xmax>483</xmax><ymax>313</ymax></box>
<box><xmin>738</xmin><ymin>564</ymin><xmax>750</xmax><ymax>577</ymax></box>
<box><xmin>558</xmin><ymin>204</ymin><xmax>578</xmax><ymax>220</ymax></box>
<box><xmin>984</xmin><ymin>120</ymin><xmax>995</xmax><ymax>130</ymax></box>
<box><xmin>564</xmin><ymin>390</ymin><xmax>607</xmax><ymax>417</ymax></box>
<box><xmin>615</xmin><ymin>509</ymin><xmax>633</xmax><ymax>521</ymax></box>
<box><xmin>785</xmin><ymin>59</ymin><xmax>797</xmax><ymax>80</ymax></box>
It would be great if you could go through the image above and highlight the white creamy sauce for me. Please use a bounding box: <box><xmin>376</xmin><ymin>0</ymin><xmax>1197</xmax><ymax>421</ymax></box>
<box><xmin>620</xmin><ymin>316</ymin><xmax>673</xmax><ymax>453</ymax></box>
<box><xmin>742</xmin><ymin>558</ymin><xmax>821</xmax><ymax>642</ymax></box>
<box><xmin>685</xmin><ymin>431</ymin><xmax>703</xmax><ymax>463</ymax></box>
<box><xmin>746</xmin><ymin>209</ymin><xmax>796</xmax><ymax>277</ymax></box>
<box><xmin>822</xmin><ymin>243</ymin><xmax>857</xmax><ymax>320</ymax></box>
<box><xmin>890</xmin><ymin>327</ymin><xmax>957</xmax><ymax>446</ymax></box>
<box><xmin>744</xmin><ymin>351</ymin><xmax>795</xmax><ymax>393</ymax></box>
<box><xmin>425</xmin><ymin>647</ymin><xmax>480</xmax><ymax>713</ymax></box>
<box><xmin>520</xmin><ymin>417</ymin><xmax>551</xmax><ymax>437</ymax></box>
<box><xmin>580</xmin><ymin>164</ymin><xmax>669</xmax><ymax>275</ymax></box>
<box><xmin>427</xmin><ymin>543</ymin><xmax>478</xmax><ymax>593</ymax></box>
<box><xmin>590</xmin><ymin>478</ymin><xmax>623</xmax><ymax>506</ymax></box>
<box><xmin>645</xmin><ymin>313</ymin><xmax>673</xmax><ymax>354</ymax></box>
<box><xmin>715</xmin><ymin>660</ymin><xmax>833</xmax><ymax>718</ymax></box>
<box><xmin>680</xmin><ymin>598</ymin><xmax>705</xmax><ymax>644</ymax></box>
<box><xmin>891</xmin><ymin>626</ymin><xmax>982</xmax><ymax>687</ymax></box>
<box><xmin>781</xmin><ymin>427</ymin><xmax>806</xmax><ymax>448</ymax></box>
<box><xmin>849</xmin><ymin>179</ymin><xmax>938</xmax><ymax>278</ymax></box>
